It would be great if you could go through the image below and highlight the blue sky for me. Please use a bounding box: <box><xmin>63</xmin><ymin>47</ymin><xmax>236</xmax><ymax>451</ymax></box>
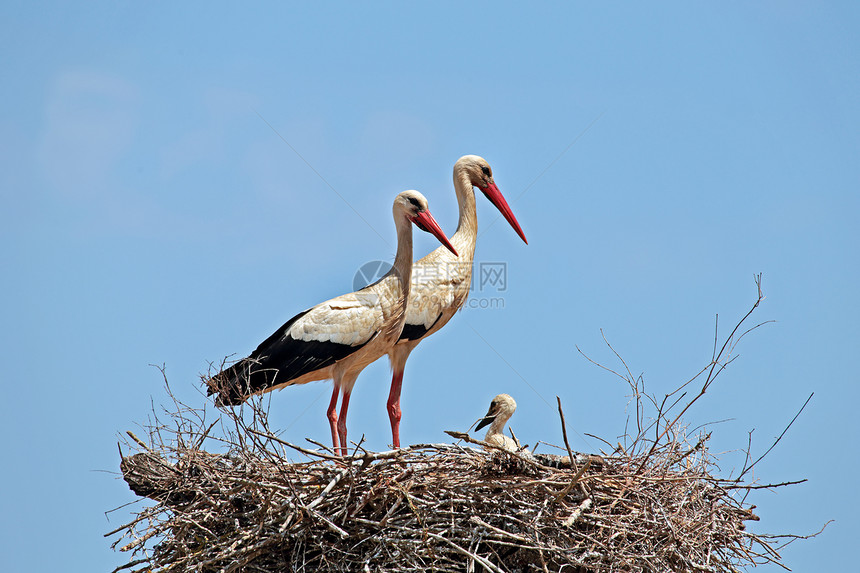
<box><xmin>2</xmin><ymin>2</ymin><xmax>858</xmax><ymax>571</ymax></box>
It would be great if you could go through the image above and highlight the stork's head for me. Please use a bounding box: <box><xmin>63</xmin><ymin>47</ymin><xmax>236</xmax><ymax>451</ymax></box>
<box><xmin>395</xmin><ymin>190</ymin><xmax>458</xmax><ymax>256</ymax></box>
<box><xmin>474</xmin><ymin>393</ymin><xmax>517</xmax><ymax>432</ymax></box>
<box><xmin>455</xmin><ymin>155</ymin><xmax>528</xmax><ymax>244</ymax></box>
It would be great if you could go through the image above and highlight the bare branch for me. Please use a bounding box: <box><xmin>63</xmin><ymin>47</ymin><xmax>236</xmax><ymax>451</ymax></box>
<box><xmin>556</xmin><ymin>396</ymin><xmax>575</xmax><ymax>465</ymax></box>
<box><xmin>738</xmin><ymin>392</ymin><xmax>814</xmax><ymax>480</ymax></box>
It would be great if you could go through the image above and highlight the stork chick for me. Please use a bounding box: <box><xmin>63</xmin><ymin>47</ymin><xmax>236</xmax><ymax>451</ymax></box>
<box><xmin>474</xmin><ymin>393</ymin><xmax>519</xmax><ymax>452</ymax></box>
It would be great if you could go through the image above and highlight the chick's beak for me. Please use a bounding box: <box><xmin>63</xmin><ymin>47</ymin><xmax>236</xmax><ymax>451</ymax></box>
<box><xmin>474</xmin><ymin>414</ymin><xmax>496</xmax><ymax>432</ymax></box>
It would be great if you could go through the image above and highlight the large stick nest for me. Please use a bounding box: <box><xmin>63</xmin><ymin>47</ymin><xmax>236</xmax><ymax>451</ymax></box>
<box><xmin>108</xmin><ymin>276</ymin><xmax>812</xmax><ymax>572</ymax></box>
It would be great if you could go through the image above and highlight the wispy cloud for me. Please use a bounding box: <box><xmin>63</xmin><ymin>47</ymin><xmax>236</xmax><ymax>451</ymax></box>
<box><xmin>38</xmin><ymin>69</ymin><xmax>139</xmax><ymax>198</ymax></box>
<box><xmin>159</xmin><ymin>87</ymin><xmax>260</xmax><ymax>178</ymax></box>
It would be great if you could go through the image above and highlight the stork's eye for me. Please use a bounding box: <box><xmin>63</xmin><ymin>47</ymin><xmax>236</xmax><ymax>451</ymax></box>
<box><xmin>407</xmin><ymin>196</ymin><xmax>422</xmax><ymax>209</ymax></box>
<box><xmin>481</xmin><ymin>166</ymin><xmax>490</xmax><ymax>176</ymax></box>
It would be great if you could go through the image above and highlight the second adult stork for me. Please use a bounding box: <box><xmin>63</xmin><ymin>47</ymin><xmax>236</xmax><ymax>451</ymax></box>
<box><xmin>386</xmin><ymin>156</ymin><xmax>528</xmax><ymax>447</ymax></box>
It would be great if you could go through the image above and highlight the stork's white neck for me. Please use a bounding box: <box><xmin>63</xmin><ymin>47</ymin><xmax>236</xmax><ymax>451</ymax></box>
<box><xmin>454</xmin><ymin>168</ymin><xmax>478</xmax><ymax>237</ymax></box>
<box><xmin>390</xmin><ymin>212</ymin><xmax>414</xmax><ymax>295</ymax></box>
<box><xmin>452</xmin><ymin>168</ymin><xmax>478</xmax><ymax>256</ymax></box>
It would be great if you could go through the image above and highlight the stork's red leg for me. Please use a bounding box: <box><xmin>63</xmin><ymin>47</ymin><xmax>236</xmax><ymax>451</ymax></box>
<box><xmin>387</xmin><ymin>369</ymin><xmax>404</xmax><ymax>448</ymax></box>
<box><xmin>326</xmin><ymin>385</ymin><xmax>341</xmax><ymax>454</ymax></box>
<box><xmin>337</xmin><ymin>390</ymin><xmax>352</xmax><ymax>456</ymax></box>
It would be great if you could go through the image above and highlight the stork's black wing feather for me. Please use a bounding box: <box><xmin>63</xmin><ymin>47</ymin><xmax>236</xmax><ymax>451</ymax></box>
<box><xmin>398</xmin><ymin>313</ymin><xmax>443</xmax><ymax>342</ymax></box>
<box><xmin>208</xmin><ymin>307</ymin><xmax>373</xmax><ymax>406</ymax></box>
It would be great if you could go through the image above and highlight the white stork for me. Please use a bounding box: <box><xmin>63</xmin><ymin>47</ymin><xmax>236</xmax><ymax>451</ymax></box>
<box><xmin>208</xmin><ymin>190</ymin><xmax>457</xmax><ymax>456</ymax></box>
<box><xmin>385</xmin><ymin>155</ymin><xmax>527</xmax><ymax>447</ymax></box>
<box><xmin>474</xmin><ymin>393</ymin><xmax>519</xmax><ymax>452</ymax></box>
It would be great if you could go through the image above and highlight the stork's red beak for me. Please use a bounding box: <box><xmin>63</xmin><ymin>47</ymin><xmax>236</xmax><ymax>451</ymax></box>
<box><xmin>411</xmin><ymin>210</ymin><xmax>458</xmax><ymax>256</ymax></box>
<box><xmin>480</xmin><ymin>182</ymin><xmax>528</xmax><ymax>244</ymax></box>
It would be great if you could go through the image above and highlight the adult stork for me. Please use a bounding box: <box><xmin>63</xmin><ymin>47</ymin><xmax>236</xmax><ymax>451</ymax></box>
<box><xmin>385</xmin><ymin>155</ymin><xmax>527</xmax><ymax>447</ymax></box>
<box><xmin>207</xmin><ymin>190</ymin><xmax>457</xmax><ymax>456</ymax></box>
<box><xmin>474</xmin><ymin>393</ymin><xmax>519</xmax><ymax>452</ymax></box>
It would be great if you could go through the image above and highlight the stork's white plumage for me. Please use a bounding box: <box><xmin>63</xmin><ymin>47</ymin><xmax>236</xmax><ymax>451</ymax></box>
<box><xmin>474</xmin><ymin>393</ymin><xmax>519</xmax><ymax>452</ymax></box>
<box><xmin>385</xmin><ymin>156</ymin><xmax>527</xmax><ymax>447</ymax></box>
<box><xmin>208</xmin><ymin>190</ymin><xmax>457</xmax><ymax>456</ymax></box>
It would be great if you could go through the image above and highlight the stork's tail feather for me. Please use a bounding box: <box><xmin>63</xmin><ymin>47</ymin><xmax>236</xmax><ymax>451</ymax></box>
<box><xmin>206</xmin><ymin>360</ymin><xmax>255</xmax><ymax>407</ymax></box>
